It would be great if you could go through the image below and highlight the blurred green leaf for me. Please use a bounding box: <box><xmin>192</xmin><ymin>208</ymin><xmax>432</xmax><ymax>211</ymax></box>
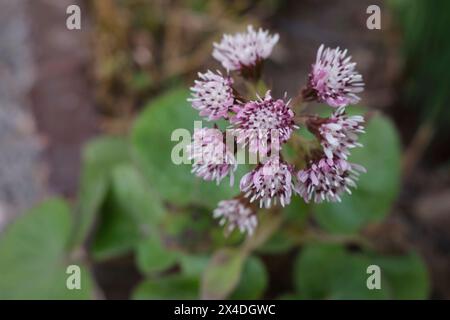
<box><xmin>294</xmin><ymin>243</ymin><xmax>428</xmax><ymax>299</ymax></box>
<box><xmin>294</xmin><ymin>243</ymin><xmax>346</xmax><ymax>299</ymax></box>
<box><xmin>133</xmin><ymin>275</ymin><xmax>199</xmax><ymax>299</ymax></box>
<box><xmin>294</xmin><ymin>243</ymin><xmax>387</xmax><ymax>299</ymax></box>
<box><xmin>91</xmin><ymin>190</ymin><xmax>141</xmax><ymax>260</ymax></box>
<box><xmin>111</xmin><ymin>164</ymin><xmax>165</xmax><ymax>229</ymax></box>
<box><xmin>328</xmin><ymin>256</ymin><xmax>389</xmax><ymax>299</ymax></box>
<box><xmin>92</xmin><ymin>164</ymin><xmax>172</xmax><ymax>266</ymax></box>
<box><xmin>179</xmin><ymin>254</ymin><xmax>209</xmax><ymax>277</ymax></box>
<box><xmin>71</xmin><ymin>136</ymin><xmax>130</xmax><ymax>247</ymax></box>
<box><xmin>112</xmin><ymin>165</ymin><xmax>179</xmax><ymax>273</ymax></box>
<box><xmin>131</xmin><ymin>88</ymin><xmax>243</xmax><ymax>208</ymax></box>
<box><xmin>374</xmin><ymin>253</ymin><xmax>429</xmax><ymax>299</ymax></box>
<box><xmin>0</xmin><ymin>199</ymin><xmax>94</xmax><ymax>299</ymax></box>
<box><xmin>136</xmin><ymin>233</ymin><xmax>178</xmax><ymax>274</ymax></box>
<box><xmin>201</xmin><ymin>248</ymin><xmax>245</xmax><ymax>299</ymax></box>
<box><xmin>230</xmin><ymin>256</ymin><xmax>268</xmax><ymax>299</ymax></box>
<box><xmin>314</xmin><ymin>113</ymin><xmax>401</xmax><ymax>233</ymax></box>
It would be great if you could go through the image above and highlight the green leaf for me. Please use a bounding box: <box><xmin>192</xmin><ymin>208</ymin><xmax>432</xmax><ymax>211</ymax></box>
<box><xmin>374</xmin><ymin>252</ymin><xmax>429</xmax><ymax>299</ymax></box>
<box><xmin>131</xmin><ymin>88</ymin><xmax>244</xmax><ymax>208</ymax></box>
<box><xmin>133</xmin><ymin>274</ymin><xmax>199</xmax><ymax>299</ymax></box>
<box><xmin>294</xmin><ymin>243</ymin><xmax>429</xmax><ymax>299</ymax></box>
<box><xmin>179</xmin><ymin>254</ymin><xmax>209</xmax><ymax>277</ymax></box>
<box><xmin>314</xmin><ymin>113</ymin><xmax>401</xmax><ymax>233</ymax></box>
<box><xmin>201</xmin><ymin>248</ymin><xmax>246</xmax><ymax>299</ymax></box>
<box><xmin>328</xmin><ymin>255</ymin><xmax>389</xmax><ymax>299</ymax></box>
<box><xmin>230</xmin><ymin>256</ymin><xmax>268</xmax><ymax>299</ymax></box>
<box><xmin>294</xmin><ymin>243</ymin><xmax>346</xmax><ymax>299</ymax></box>
<box><xmin>0</xmin><ymin>199</ymin><xmax>94</xmax><ymax>299</ymax></box>
<box><xmin>112</xmin><ymin>165</ymin><xmax>179</xmax><ymax>273</ymax></box>
<box><xmin>136</xmin><ymin>233</ymin><xmax>178</xmax><ymax>274</ymax></box>
<box><xmin>71</xmin><ymin>136</ymin><xmax>130</xmax><ymax>247</ymax></box>
<box><xmin>91</xmin><ymin>164</ymin><xmax>170</xmax><ymax>263</ymax></box>
<box><xmin>295</xmin><ymin>243</ymin><xmax>388</xmax><ymax>299</ymax></box>
<box><xmin>111</xmin><ymin>164</ymin><xmax>165</xmax><ymax>229</ymax></box>
<box><xmin>91</xmin><ymin>190</ymin><xmax>141</xmax><ymax>260</ymax></box>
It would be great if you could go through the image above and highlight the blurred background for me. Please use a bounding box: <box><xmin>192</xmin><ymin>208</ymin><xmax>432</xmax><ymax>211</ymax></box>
<box><xmin>0</xmin><ymin>0</ymin><xmax>449</xmax><ymax>299</ymax></box>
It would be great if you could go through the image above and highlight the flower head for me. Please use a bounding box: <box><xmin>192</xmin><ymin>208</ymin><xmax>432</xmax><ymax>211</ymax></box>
<box><xmin>316</xmin><ymin>107</ymin><xmax>365</xmax><ymax>159</ymax></box>
<box><xmin>187</xmin><ymin>128</ymin><xmax>237</xmax><ymax>185</ymax></box>
<box><xmin>213</xmin><ymin>199</ymin><xmax>257</xmax><ymax>236</ymax></box>
<box><xmin>296</xmin><ymin>157</ymin><xmax>366</xmax><ymax>203</ymax></box>
<box><xmin>213</xmin><ymin>25</ymin><xmax>279</xmax><ymax>73</ymax></box>
<box><xmin>304</xmin><ymin>44</ymin><xmax>364</xmax><ymax>108</ymax></box>
<box><xmin>231</xmin><ymin>91</ymin><xmax>297</xmax><ymax>154</ymax></box>
<box><xmin>188</xmin><ymin>70</ymin><xmax>235</xmax><ymax>121</ymax></box>
<box><xmin>240</xmin><ymin>158</ymin><xmax>295</xmax><ymax>208</ymax></box>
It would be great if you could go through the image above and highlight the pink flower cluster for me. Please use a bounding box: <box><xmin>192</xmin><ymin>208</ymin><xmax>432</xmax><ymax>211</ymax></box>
<box><xmin>186</xmin><ymin>26</ymin><xmax>366</xmax><ymax>237</ymax></box>
<box><xmin>304</xmin><ymin>44</ymin><xmax>364</xmax><ymax>108</ymax></box>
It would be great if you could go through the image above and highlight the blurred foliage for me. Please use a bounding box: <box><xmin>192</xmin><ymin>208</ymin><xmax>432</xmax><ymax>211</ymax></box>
<box><xmin>0</xmin><ymin>88</ymin><xmax>430</xmax><ymax>299</ymax></box>
<box><xmin>389</xmin><ymin>0</ymin><xmax>450</xmax><ymax>128</ymax></box>
<box><xmin>294</xmin><ymin>243</ymin><xmax>428</xmax><ymax>299</ymax></box>
<box><xmin>90</xmin><ymin>0</ymin><xmax>283</xmax><ymax>133</ymax></box>
<box><xmin>0</xmin><ymin>200</ymin><xmax>95</xmax><ymax>299</ymax></box>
